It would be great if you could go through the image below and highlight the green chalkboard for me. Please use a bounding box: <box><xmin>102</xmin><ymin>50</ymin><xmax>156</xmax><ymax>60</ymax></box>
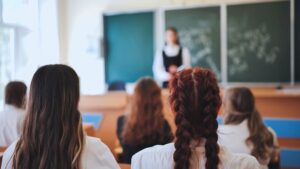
<box><xmin>104</xmin><ymin>12</ymin><xmax>154</xmax><ymax>83</ymax></box>
<box><xmin>227</xmin><ymin>1</ymin><xmax>290</xmax><ymax>82</ymax></box>
<box><xmin>296</xmin><ymin>0</ymin><xmax>300</xmax><ymax>82</ymax></box>
<box><xmin>165</xmin><ymin>7</ymin><xmax>221</xmax><ymax>81</ymax></box>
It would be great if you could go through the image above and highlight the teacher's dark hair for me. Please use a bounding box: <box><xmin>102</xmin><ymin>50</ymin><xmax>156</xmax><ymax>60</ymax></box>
<box><xmin>5</xmin><ymin>81</ymin><xmax>27</xmax><ymax>109</ymax></box>
<box><xmin>166</xmin><ymin>27</ymin><xmax>180</xmax><ymax>45</ymax></box>
<box><xmin>169</xmin><ymin>67</ymin><xmax>221</xmax><ymax>169</ymax></box>
<box><xmin>12</xmin><ymin>64</ymin><xmax>84</xmax><ymax>169</ymax></box>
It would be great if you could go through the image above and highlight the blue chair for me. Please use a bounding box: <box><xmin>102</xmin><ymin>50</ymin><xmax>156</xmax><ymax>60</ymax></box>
<box><xmin>108</xmin><ymin>81</ymin><xmax>126</xmax><ymax>91</ymax></box>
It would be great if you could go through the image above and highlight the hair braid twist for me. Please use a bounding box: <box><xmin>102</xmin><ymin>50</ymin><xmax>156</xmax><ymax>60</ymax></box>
<box><xmin>169</xmin><ymin>68</ymin><xmax>221</xmax><ymax>169</ymax></box>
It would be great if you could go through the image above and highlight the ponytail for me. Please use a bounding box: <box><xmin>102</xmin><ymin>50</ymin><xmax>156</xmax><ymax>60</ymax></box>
<box><xmin>247</xmin><ymin>110</ymin><xmax>274</xmax><ymax>163</ymax></box>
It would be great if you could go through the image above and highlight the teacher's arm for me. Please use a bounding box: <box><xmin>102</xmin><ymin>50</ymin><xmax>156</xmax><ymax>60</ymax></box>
<box><xmin>182</xmin><ymin>48</ymin><xmax>191</xmax><ymax>68</ymax></box>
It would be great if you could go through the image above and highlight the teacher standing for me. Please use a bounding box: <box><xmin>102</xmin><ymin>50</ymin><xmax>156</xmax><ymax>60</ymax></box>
<box><xmin>153</xmin><ymin>27</ymin><xmax>191</xmax><ymax>88</ymax></box>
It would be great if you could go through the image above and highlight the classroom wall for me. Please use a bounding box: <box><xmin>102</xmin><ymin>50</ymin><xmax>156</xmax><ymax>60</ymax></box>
<box><xmin>59</xmin><ymin>0</ymin><xmax>273</xmax><ymax>94</ymax></box>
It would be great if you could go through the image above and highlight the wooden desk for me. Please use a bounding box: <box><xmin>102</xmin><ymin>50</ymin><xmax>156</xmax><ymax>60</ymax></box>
<box><xmin>79</xmin><ymin>92</ymin><xmax>128</xmax><ymax>155</ymax></box>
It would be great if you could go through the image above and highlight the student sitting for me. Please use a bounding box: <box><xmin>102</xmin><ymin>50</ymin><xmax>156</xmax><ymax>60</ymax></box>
<box><xmin>218</xmin><ymin>87</ymin><xmax>279</xmax><ymax>169</ymax></box>
<box><xmin>117</xmin><ymin>77</ymin><xmax>173</xmax><ymax>164</ymax></box>
<box><xmin>0</xmin><ymin>81</ymin><xmax>27</xmax><ymax>147</ymax></box>
<box><xmin>1</xmin><ymin>65</ymin><xmax>120</xmax><ymax>169</ymax></box>
<box><xmin>131</xmin><ymin>68</ymin><xmax>260</xmax><ymax>169</ymax></box>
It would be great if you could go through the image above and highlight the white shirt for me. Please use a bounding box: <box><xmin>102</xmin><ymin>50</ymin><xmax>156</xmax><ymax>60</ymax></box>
<box><xmin>153</xmin><ymin>45</ymin><xmax>191</xmax><ymax>83</ymax></box>
<box><xmin>1</xmin><ymin>136</ymin><xmax>120</xmax><ymax>169</ymax></box>
<box><xmin>218</xmin><ymin>120</ymin><xmax>278</xmax><ymax>169</ymax></box>
<box><xmin>131</xmin><ymin>143</ymin><xmax>260</xmax><ymax>169</ymax></box>
<box><xmin>0</xmin><ymin>105</ymin><xmax>25</xmax><ymax>147</ymax></box>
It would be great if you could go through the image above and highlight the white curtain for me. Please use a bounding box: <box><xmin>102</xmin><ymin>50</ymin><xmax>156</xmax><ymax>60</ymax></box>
<box><xmin>2</xmin><ymin>0</ymin><xmax>60</xmax><ymax>85</ymax></box>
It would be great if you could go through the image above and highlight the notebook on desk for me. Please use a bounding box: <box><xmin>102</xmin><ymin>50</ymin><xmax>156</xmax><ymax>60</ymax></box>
<box><xmin>82</xmin><ymin>113</ymin><xmax>103</xmax><ymax>129</ymax></box>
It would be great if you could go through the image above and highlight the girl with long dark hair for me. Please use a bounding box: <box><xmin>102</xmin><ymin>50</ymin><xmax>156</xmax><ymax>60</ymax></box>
<box><xmin>1</xmin><ymin>64</ymin><xmax>119</xmax><ymax>169</ymax></box>
<box><xmin>131</xmin><ymin>68</ymin><xmax>259</xmax><ymax>169</ymax></box>
<box><xmin>117</xmin><ymin>77</ymin><xmax>173</xmax><ymax>163</ymax></box>
<box><xmin>218</xmin><ymin>87</ymin><xmax>279</xmax><ymax>169</ymax></box>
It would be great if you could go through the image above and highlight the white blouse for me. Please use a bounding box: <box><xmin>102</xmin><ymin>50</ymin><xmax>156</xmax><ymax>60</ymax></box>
<box><xmin>153</xmin><ymin>45</ymin><xmax>191</xmax><ymax>83</ymax></box>
<box><xmin>1</xmin><ymin>136</ymin><xmax>120</xmax><ymax>169</ymax></box>
<box><xmin>218</xmin><ymin>120</ymin><xmax>278</xmax><ymax>169</ymax></box>
<box><xmin>131</xmin><ymin>143</ymin><xmax>260</xmax><ymax>169</ymax></box>
<box><xmin>0</xmin><ymin>105</ymin><xmax>25</xmax><ymax>147</ymax></box>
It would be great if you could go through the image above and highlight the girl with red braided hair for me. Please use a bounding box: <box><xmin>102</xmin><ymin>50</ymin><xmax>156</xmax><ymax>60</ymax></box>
<box><xmin>131</xmin><ymin>67</ymin><xmax>259</xmax><ymax>169</ymax></box>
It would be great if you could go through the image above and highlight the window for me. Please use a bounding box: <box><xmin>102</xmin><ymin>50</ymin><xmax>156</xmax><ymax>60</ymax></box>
<box><xmin>0</xmin><ymin>26</ymin><xmax>15</xmax><ymax>108</ymax></box>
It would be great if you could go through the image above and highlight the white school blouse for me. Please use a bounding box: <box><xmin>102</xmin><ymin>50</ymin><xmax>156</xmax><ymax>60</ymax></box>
<box><xmin>1</xmin><ymin>136</ymin><xmax>120</xmax><ymax>169</ymax></box>
<box><xmin>153</xmin><ymin>45</ymin><xmax>191</xmax><ymax>83</ymax></box>
<box><xmin>131</xmin><ymin>143</ymin><xmax>260</xmax><ymax>169</ymax></box>
<box><xmin>218</xmin><ymin>120</ymin><xmax>278</xmax><ymax>169</ymax></box>
<box><xmin>0</xmin><ymin>105</ymin><xmax>25</xmax><ymax>147</ymax></box>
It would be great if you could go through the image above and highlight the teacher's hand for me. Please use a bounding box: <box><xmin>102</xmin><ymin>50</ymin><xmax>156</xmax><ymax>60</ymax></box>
<box><xmin>168</xmin><ymin>65</ymin><xmax>178</xmax><ymax>74</ymax></box>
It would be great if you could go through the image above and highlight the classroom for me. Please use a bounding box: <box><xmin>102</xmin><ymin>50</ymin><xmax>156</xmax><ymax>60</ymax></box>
<box><xmin>0</xmin><ymin>0</ymin><xmax>299</xmax><ymax>168</ymax></box>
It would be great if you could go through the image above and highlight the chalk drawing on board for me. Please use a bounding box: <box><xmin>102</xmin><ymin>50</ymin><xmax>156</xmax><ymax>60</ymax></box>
<box><xmin>228</xmin><ymin>24</ymin><xmax>280</xmax><ymax>76</ymax></box>
<box><xmin>178</xmin><ymin>21</ymin><xmax>221</xmax><ymax>80</ymax></box>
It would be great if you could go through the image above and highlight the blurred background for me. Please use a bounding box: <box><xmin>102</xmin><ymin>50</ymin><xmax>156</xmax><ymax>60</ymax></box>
<box><xmin>0</xmin><ymin>0</ymin><xmax>299</xmax><ymax>168</ymax></box>
<box><xmin>0</xmin><ymin>0</ymin><xmax>300</xmax><ymax>103</ymax></box>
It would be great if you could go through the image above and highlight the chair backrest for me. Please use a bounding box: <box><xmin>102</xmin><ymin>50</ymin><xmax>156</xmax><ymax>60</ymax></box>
<box><xmin>119</xmin><ymin>163</ymin><xmax>131</xmax><ymax>169</ymax></box>
<box><xmin>108</xmin><ymin>81</ymin><xmax>126</xmax><ymax>91</ymax></box>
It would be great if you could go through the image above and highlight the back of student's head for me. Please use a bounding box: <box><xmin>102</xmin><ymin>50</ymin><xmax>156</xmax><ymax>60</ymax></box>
<box><xmin>224</xmin><ymin>87</ymin><xmax>275</xmax><ymax>163</ymax></box>
<box><xmin>5</xmin><ymin>81</ymin><xmax>27</xmax><ymax>109</ymax></box>
<box><xmin>223</xmin><ymin>87</ymin><xmax>255</xmax><ymax>121</ymax></box>
<box><xmin>122</xmin><ymin>77</ymin><xmax>166</xmax><ymax>145</ymax></box>
<box><xmin>169</xmin><ymin>67</ymin><xmax>221</xmax><ymax>169</ymax></box>
<box><xmin>12</xmin><ymin>64</ymin><xmax>84</xmax><ymax>169</ymax></box>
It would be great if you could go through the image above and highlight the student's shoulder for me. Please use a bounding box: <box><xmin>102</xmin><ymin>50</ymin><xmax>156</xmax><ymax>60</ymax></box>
<box><xmin>84</xmin><ymin>137</ymin><xmax>120</xmax><ymax>169</ymax></box>
<box><xmin>85</xmin><ymin>136</ymin><xmax>109</xmax><ymax>151</ymax></box>
<box><xmin>218</xmin><ymin>124</ymin><xmax>235</xmax><ymax>135</ymax></box>
<box><xmin>220</xmin><ymin>146</ymin><xmax>260</xmax><ymax>169</ymax></box>
<box><xmin>1</xmin><ymin>140</ymin><xmax>18</xmax><ymax>169</ymax></box>
<box><xmin>133</xmin><ymin>143</ymin><xmax>174</xmax><ymax>159</ymax></box>
<box><xmin>132</xmin><ymin>143</ymin><xmax>174</xmax><ymax>169</ymax></box>
<box><xmin>218</xmin><ymin>123</ymin><xmax>245</xmax><ymax>134</ymax></box>
<box><xmin>85</xmin><ymin>136</ymin><xmax>113</xmax><ymax>158</ymax></box>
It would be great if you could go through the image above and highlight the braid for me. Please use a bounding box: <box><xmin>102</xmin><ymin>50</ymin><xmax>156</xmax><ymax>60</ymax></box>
<box><xmin>171</xmin><ymin>70</ymin><xmax>194</xmax><ymax>169</ymax></box>
<box><xmin>174</xmin><ymin>113</ymin><xmax>193</xmax><ymax>169</ymax></box>
<box><xmin>196</xmin><ymin>70</ymin><xmax>220</xmax><ymax>169</ymax></box>
<box><xmin>204</xmin><ymin>113</ymin><xmax>220</xmax><ymax>169</ymax></box>
<box><xmin>170</xmin><ymin>68</ymin><xmax>221</xmax><ymax>169</ymax></box>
